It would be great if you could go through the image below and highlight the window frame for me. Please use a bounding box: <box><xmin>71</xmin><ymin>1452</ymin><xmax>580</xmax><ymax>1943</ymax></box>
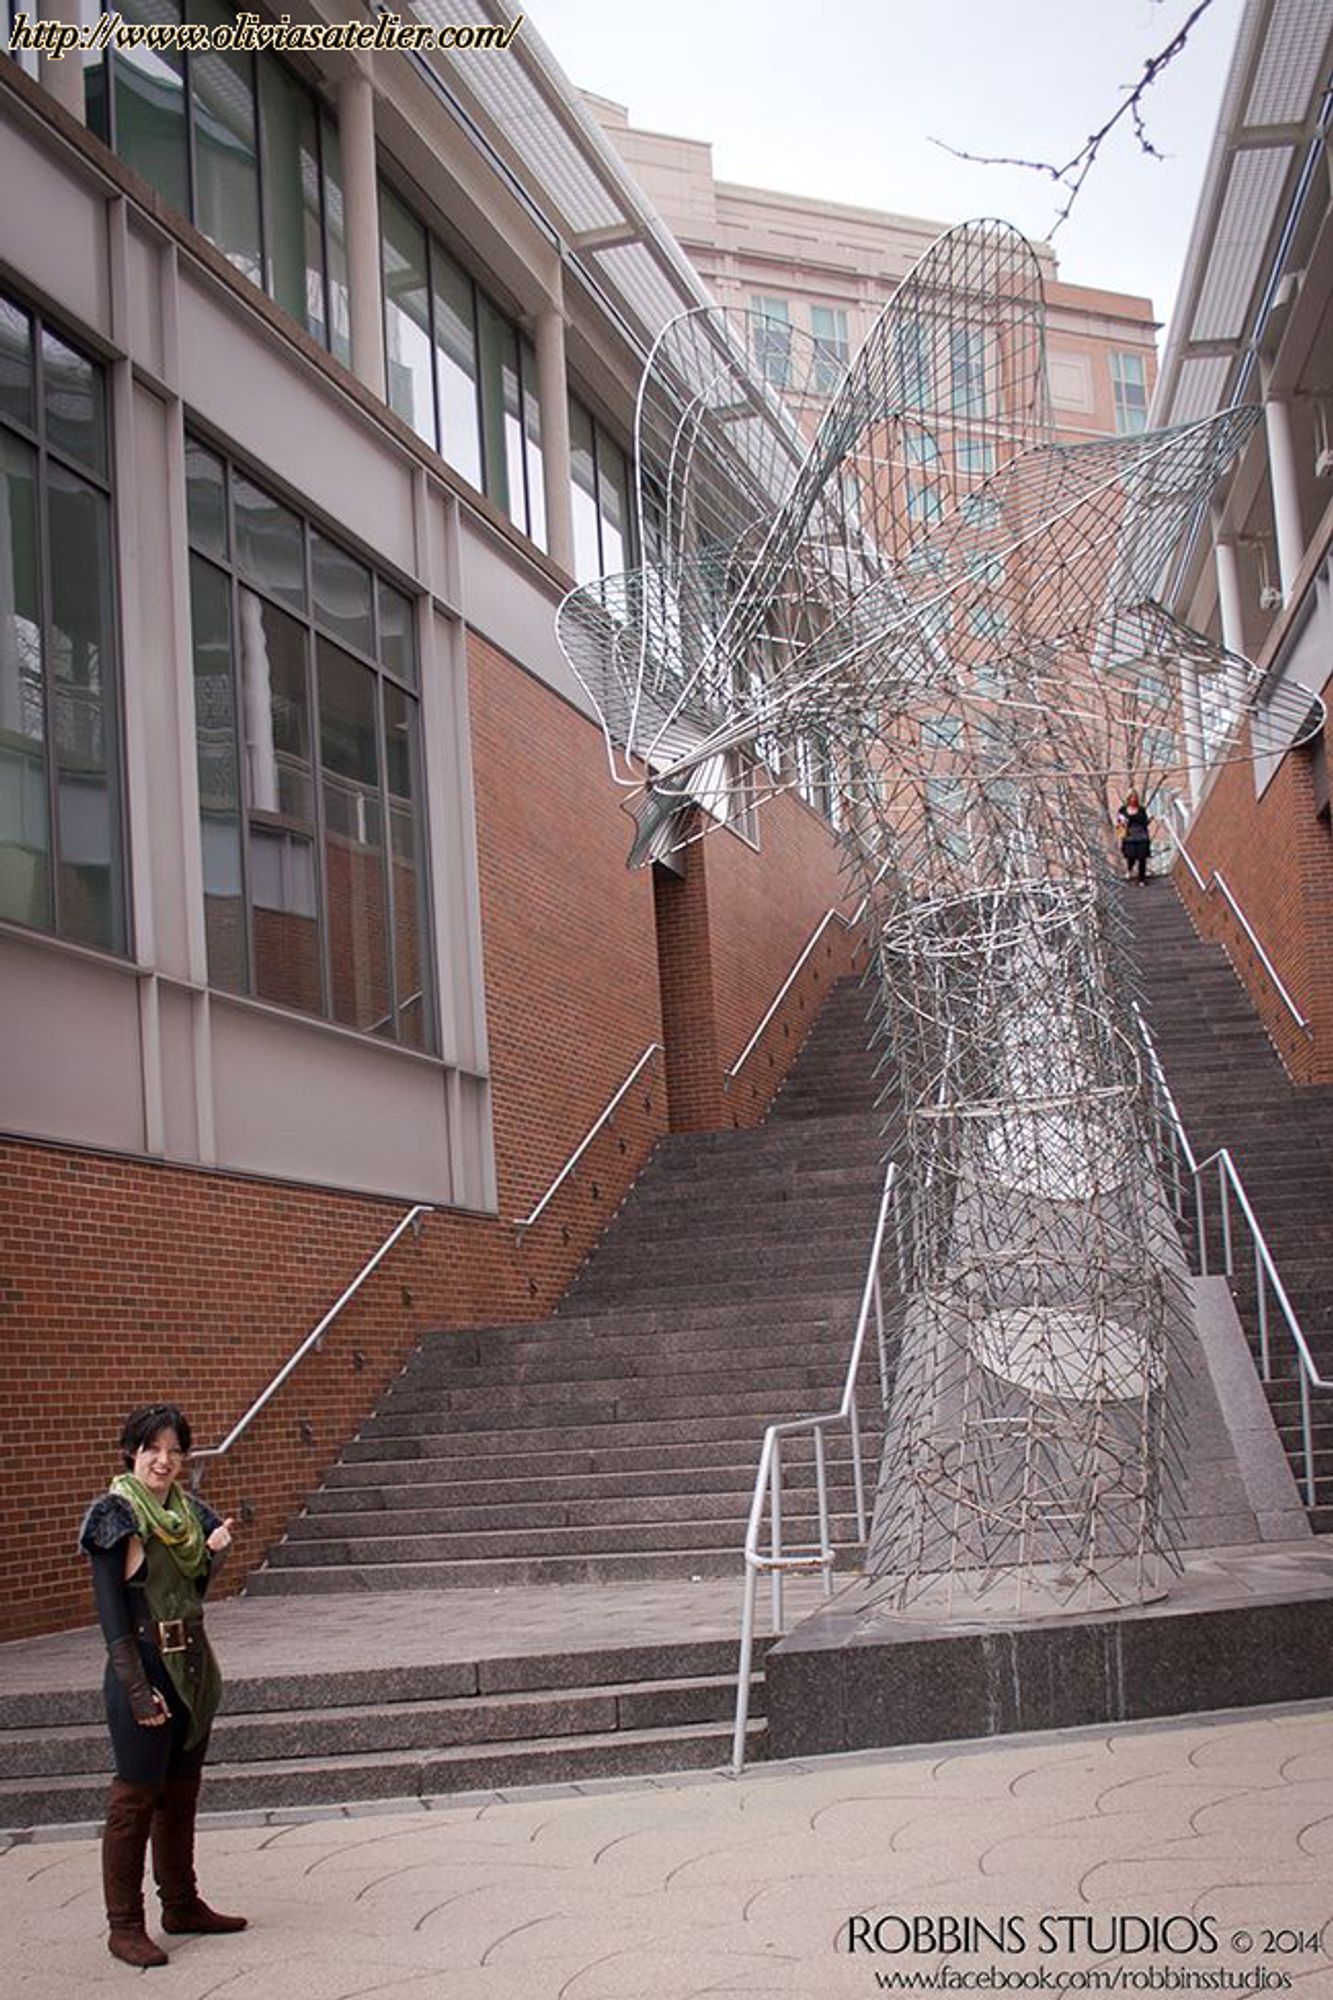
<box><xmin>184</xmin><ymin>435</ymin><xmax>437</xmax><ymax>1052</ymax></box>
<box><xmin>0</xmin><ymin>288</ymin><xmax>129</xmax><ymax>957</ymax></box>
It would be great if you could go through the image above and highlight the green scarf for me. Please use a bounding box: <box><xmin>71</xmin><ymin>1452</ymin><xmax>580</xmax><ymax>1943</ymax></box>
<box><xmin>110</xmin><ymin>1474</ymin><xmax>210</xmax><ymax>1582</ymax></box>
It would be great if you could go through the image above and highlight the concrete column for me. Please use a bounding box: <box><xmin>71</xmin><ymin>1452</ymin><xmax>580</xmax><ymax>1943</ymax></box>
<box><xmin>38</xmin><ymin>0</ymin><xmax>87</xmax><ymax>121</ymax></box>
<box><xmin>1214</xmin><ymin>538</ymin><xmax>1246</xmax><ymax>655</ymax></box>
<box><xmin>338</xmin><ymin>64</ymin><xmax>386</xmax><ymax>401</ymax></box>
<box><xmin>1263</xmin><ymin>394</ymin><xmax>1305</xmax><ymax>597</ymax></box>
<box><xmin>535</xmin><ymin>300</ymin><xmax>576</xmax><ymax>577</ymax></box>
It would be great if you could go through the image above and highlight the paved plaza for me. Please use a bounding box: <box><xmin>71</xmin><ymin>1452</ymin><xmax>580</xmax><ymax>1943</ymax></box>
<box><xmin>4</xmin><ymin>1698</ymin><xmax>1331</xmax><ymax>1999</ymax></box>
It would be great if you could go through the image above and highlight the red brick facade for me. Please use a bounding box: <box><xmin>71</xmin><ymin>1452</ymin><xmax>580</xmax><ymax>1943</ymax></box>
<box><xmin>1171</xmin><ymin>699</ymin><xmax>1333</xmax><ymax>1083</ymax></box>
<box><xmin>1</xmin><ymin>634</ymin><xmax>857</xmax><ymax>1640</ymax></box>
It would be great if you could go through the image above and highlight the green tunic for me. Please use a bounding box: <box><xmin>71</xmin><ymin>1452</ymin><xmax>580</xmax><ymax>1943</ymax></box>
<box><xmin>133</xmin><ymin>1513</ymin><xmax>223</xmax><ymax>1753</ymax></box>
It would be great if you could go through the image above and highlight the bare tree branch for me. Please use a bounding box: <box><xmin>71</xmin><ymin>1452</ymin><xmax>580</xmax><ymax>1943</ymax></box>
<box><xmin>930</xmin><ymin>0</ymin><xmax>1218</xmax><ymax>233</ymax></box>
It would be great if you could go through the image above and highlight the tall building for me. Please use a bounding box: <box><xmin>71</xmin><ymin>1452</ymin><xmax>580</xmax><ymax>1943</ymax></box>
<box><xmin>1151</xmin><ymin>0</ymin><xmax>1333</xmax><ymax>1082</ymax></box>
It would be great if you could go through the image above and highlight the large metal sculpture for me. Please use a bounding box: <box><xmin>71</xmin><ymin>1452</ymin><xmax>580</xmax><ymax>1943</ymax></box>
<box><xmin>557</xmin><ymin>221</ymin><xmax>1323</xmax><ymax>1620</ymax></box>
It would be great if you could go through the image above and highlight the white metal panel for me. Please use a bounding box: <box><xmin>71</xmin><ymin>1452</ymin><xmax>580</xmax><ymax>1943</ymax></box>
<box><xmin>1190</xmin><ymin>146</ymin><xmax>1293</xmax><ymax>341</ymax></box>
<box><xmin>1167</xmin><ymin>354</ymin><xmax>1235</xmax><ymax>426</ymax></box>
<box><xmin>1245</xmin><ymin>0</ymin><xmax>1333</xmax><ymax>126</ymax></box>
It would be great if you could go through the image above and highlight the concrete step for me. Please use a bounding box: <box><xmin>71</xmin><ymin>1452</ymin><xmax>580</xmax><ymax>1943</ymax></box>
<box><xmin>264</xmin><ymin>1511</ymin><xmax>860</xmax><ymax>1565</ymax></box>
<box><xmin>249</xmin><ymin>1547</ymin><xmax>859</xmax><ymax>1592</ymax></box>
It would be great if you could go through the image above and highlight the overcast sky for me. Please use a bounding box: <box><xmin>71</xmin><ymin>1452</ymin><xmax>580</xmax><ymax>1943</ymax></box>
<box><xmin>525</xmin><ymin>0</ymin><xmax>1247</xmax><ymax>338</ymax></box>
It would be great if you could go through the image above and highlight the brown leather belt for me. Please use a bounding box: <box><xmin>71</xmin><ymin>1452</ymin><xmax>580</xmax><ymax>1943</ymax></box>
<box><xmin>136</xmin><ymin>1616</ymin><xmax>201</xmax><ymax>1655</ymax></box>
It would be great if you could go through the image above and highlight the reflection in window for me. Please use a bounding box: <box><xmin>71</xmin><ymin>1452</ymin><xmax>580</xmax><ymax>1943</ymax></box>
<box><xmin>811</xmin><ymin>305</ymin><xmax>849</xmax><ymax>395</ymax></box>
<box><xmin>568</xmin><ymin>397</ymin><xmax>634</xmax><ymax>584</ymax></box>
<box><xmin>185</xmin><ymin>443</ymin><xmax>434</xmax><ymax>1049</ymax></box>
<box><xmin>1111</xmin><ymin>351</ymin><xmax>1149</xmax><ymax>435</ymax></box>
<box><xmin>88</xmin><ymin>12</ymin><xmax>347</xmax><ymax>359</ymax></box>
<box><xmin>752</xmin><ymin>297</ymin><xmax>792</xmax><ymax>389</ymax></box>
<box><xmin>0</xmin><ymin>291</ymin><xmax>123</xmax><ymax>953</ymax></box>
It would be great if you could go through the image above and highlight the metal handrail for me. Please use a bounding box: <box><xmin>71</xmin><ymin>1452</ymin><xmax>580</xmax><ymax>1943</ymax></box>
<box><xmin>191</xmin><ymin>1203</ymin><xmax>434</xmax><ymax>1475</ymax></box>
<box><xmin>1134</xmin><ymin>1011</ymin><xmax>1328</xmax><ymax>1507</ymax></box>
<box><xmin>1166</xmin><ymin>810</ymin><xmax>1310</xmax><ymax>1034</ymax></box>
<box><xmin>513</xmin><ymin>1043</ymin><xmax>662</xmax><ymax>1237</ymax></box>
<box><xmin>724</xmin><ymin>910</ymin><xmax>853</xmax><ymax>1090</ymax></box>
<box><xmin>731</xmin><ymin>1158</ymin><xmax>898</xmax><ymax>1773</ymax></box>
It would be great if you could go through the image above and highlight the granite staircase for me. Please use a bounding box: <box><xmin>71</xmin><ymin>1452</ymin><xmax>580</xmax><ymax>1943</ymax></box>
<box><xmin>0</xmin><ymin>975</ymin><xmax>891</xmax><ymax>1828</ymax></box>
<box><xmin>1129</xmin><ymin>881</ymin><xmax>1333</xmax><ymax>1528</ymax></box>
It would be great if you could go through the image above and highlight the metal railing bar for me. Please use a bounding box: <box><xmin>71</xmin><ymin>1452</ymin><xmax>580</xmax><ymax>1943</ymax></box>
<box><xmin>192</xmin><ymin>1203</ymin><xmax>434</xmax><ymax>1470</ymax></box>
<box><xmin>1166</xmin><ymin>815</ymin><xmax>1310</xmax><ymax>1033</ymax></box>
<box><xmin>724</xmin><ymin>910</ymin><xmax>851</xmax><ymax>1089</ymax></box>
<box><xmin>513</xmin><ymin>1043</ymin><xmax>662</xmax><ymax>1237</ymax></box>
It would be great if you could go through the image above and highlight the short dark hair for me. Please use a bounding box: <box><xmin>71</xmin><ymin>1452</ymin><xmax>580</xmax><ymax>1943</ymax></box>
<box><xmin>120</xmin><ymin>1404</ymin><xmax>192</xmax><ymax>1468</ymax></box>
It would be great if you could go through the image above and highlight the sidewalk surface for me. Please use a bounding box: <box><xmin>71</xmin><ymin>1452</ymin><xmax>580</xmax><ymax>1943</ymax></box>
<box><xmin>4</xmin><ymin>1699</ymin><xmax>1331</xmax><ymax>1999</ymax></box>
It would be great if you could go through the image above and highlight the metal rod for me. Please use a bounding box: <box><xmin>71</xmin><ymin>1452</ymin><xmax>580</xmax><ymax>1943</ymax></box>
<box><xmin>1195</xmin><ymin>1172</ymin><xmax>1209</xmax><ymax>1276</ymax></box>
<box><xmin>724</xmin><ymin>909</ymin><xmax>850</xmax><ymax>1088</ymax></box>
<box><xmin>192</xmin><ymin>1204</ymin><xmax>434</xmax><ymax>1469</ymax></box>
<box><xmin>848</xmin><ymin>1386</ymin><xmax>867</xmax><ymax>1542</ymax></box>
<box><xmin>1301</xmin><ymin>1373</ymin><xmax>1316</xmax><ymax>1510</ymax></box>
<box><xmin>813</xmin><ymin>1427</ymin><xmax>833</xmax><ymax>1600</ymax></box>
<box><xmin>513</xmin><ymin>1043</ymin><xmax>660</xmax><ymax>1234</ymax></box>
<box><xmin>732</xmin><ymin>1566</ymin><xmax>758</xmax><ymax>1773</ymax></box>
<box><xmin>1219</xmin><ymin>1157</ymin><xmax>1233</xmax><ymax>1276</ymax></box>
<box><xmin>1256</xmin><ymin>1244</ymin><xmax>1271</xmax><ymax>1381</ymax></box>
<box><xmin>770</xmin><ymin>1434</ymin><xmax>784</xmax><ymax>1633</ymax></box>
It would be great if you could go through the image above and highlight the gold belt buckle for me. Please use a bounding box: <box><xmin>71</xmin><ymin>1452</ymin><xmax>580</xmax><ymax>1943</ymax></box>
<box><xmin>157</xmin><ymin>1618</ymin><xmax>188</xmax><ymax>1654</ymax></box>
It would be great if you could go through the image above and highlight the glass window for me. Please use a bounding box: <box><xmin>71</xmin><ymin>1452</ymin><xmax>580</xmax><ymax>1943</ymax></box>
<box><xmin>569</xmin><ymin>398</ymin><xmax>601</xmax><ymax>584</ymax></box>
<box><xmin>752</xmin><ymin>298</ymin><xmax>791</xmax><ymax>389</ymax></box>
<box><xmin>476</xmin><ymin>292</ymin><xmax>519</xmax><ymax>525</ymax></box>
<box><xmin>895</xmin><ymin>317</ymin><xmax>933</xmax><ymax>410</ymax></box>
<box><xmin>951</xmin><ymin>327</ymin><xmax>986</xmax><ymax>418</ymax></box>
<box><xmin>91</xmin><ymin>17</ymin><xmax>345</xmax><ymax>360</ymax></box>
<box><xmin>810</xmin><ymin>305</ymin><xmax>849</xmax><ymax>395</ymax></box>
<box><xmin>432</xmin><ymin>246</ymin><xmax>481</xmax><ymax>490</ymax></box>
<box><xmin>1111</xmin><ymin>351</ymin><xmax>1149</xmax><ymax>435</ymax></box>
<box><xmin>956</xmin><ymin>435</ymin><xmax>995</xmax><ymax>481</ymax></box>
<box><xmin>922</xmin><ymin>715</ymin><xmax>963</xmax><ymax>750</ymax></box>
<box><xmin>521</xmin><ymin>344</ymin><xmax>546</xmax><ymax>554</ymax></box>
<box><xmin>0</xmin><ymin>295</ymin><xmax>123</xmax><ymax>953</ymax></box>
<box><xmin>190</xmin><ymin>0</ymin><xmax>261</xmax><ymax>287</ymax></box>
<box><xmin>381</xmin><ymin>188</ymin><xmax>434</xmax><ymax>448</ymax></box>
<box><xmin>568</xmin><ymin>396</ymin><xmax>635</xmax><ymax>583</ymax></box>
<box><xmin>186</xmin><ymin>448</ymin><xmax>433</xmax><ymax>1049</ymax></box>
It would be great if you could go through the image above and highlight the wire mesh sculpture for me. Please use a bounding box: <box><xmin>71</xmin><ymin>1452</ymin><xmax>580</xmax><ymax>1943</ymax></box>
<box><xmin>557</xmin><ymin>220</ymin><xmax>1325</xmax><ymax>1620</ymax></box>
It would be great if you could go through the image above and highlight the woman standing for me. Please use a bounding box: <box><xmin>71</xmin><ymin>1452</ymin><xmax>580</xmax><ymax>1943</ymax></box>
<box><xmin>1117</xmin><ymin>789</ymin><xmax>1152</xmax><ymax>883</ymax></box>
<box><xmin>79</xmin><ymin>1404</ymin><xmax>247</xmax><ymax>1967</ymax></box>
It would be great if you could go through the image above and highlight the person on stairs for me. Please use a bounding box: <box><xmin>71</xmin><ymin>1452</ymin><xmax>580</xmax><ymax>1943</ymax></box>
<box><xmin>79</xmin><ymin>1403</ymin><xmax>247</xmax><ymax>1968</ymax></box>
<box><xmin>1117</xmin><ymin>788</ymin><xmax>1152</xmax><ymax>883</ymax></box>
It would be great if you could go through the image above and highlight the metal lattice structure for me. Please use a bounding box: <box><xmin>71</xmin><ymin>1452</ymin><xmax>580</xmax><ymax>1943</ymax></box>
<box><xmin>557</xmin><ymin>220</ymin><xmax>1325</xmax><ymax>1620</ymax></box>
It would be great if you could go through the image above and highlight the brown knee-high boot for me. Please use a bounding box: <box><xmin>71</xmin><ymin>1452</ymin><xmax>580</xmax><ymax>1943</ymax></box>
<box><xmin>103</xmin><ymin>1779</ymin><xmax>169</xmax><ymax>1967</ymax></box>
<box><xmin>151</xmin><ymin>1771</ymin><xmax>247</xmax><ymax>1934</ymax></box>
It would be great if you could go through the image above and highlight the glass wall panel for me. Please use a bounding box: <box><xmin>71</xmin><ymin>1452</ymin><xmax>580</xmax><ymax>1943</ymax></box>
<box><xmin>377</xmin><ymin>580</ymin><xmax>416</xmax><ymax>688</ymax></box>
<box><xmin>311</xmin><ymin>531</ymin><xmax>373</xmax><ymax>656</ymax></box>
<box><xmin>0</xmin><ymin>301</ymin><xmax>33</xmax><ymax>432</ymax></box>
<box><xmin>259</xmin><ymin>58</ymin><xmax>324</xmax><ymax>340</ymax></box>
<box><xmin>0</xmin><ymin>433</ymin><xmax>50</xmax><ymax>931</ymax></box>
<box><xmin>241</xmin><ymin>589</ymin><xmax>321</xmax><ymax>1013</ymax></box>
<box><xmin>384</xmin><ymin>682</ymin><xmax>428</xmax><ymax>1049</ymax></box>
<box><xmin>114</xmin><ymin>0</ymin><xmax>189</xmax><ymax>218</ymax></box>
<box><xmin>476</xmin><ymin>292</ymin><xmax>516</xmax><ymax>520</ymax></box>
<box><xmin>49</xmin><ymin>467</ymin><xmax>120</xmax><ymax>949</ymax></box>
<box><xmin>189</xmin><ymin>554</ymin><xmax>246</xmax><ymax>991</ymax></box>
<box><xmin>381</xmin><ymin>189</ymin><xmax>434</xmax><ymax>447</ymax></box>
<box><xmin>432</xmin><ymin>245</ymin><xmax>481</xmax><ymax>490</ymax></box>
<box><xmin>322</xmin><ymin>118</ymin><xmax>352</xmax><ymax>368</ymax></box>
<box><xmin>597</xmin><ymin>431</ymin><xmax>628</xmax><ymax>576</ymax></box>
<box><xmin>318</xmin><ymin>639</ymin><xmax>390</xmax><ymax>1034</ymax></box>
<box><xmin>185</xmin><ymin>439</ymin><xmax>228</xmax><ymax>560</ymax></box>
<box><xmin>500</xmin><ymin>336</ymin><xmax>526</xmax><ymax>536</ymax></box>
<box><xmin>233</xmin><ymin>472</ymin><xmax>305</xmax><ymax>612</ymax></box>
<box><xmin>570</xmin><ymin>398</ymin><xmax>600</xmax><ymax>584</ymax></box>
<box><xmin>190</xmin><ymin>0</ymin><xmax>262</xmax><ymax>286</ymax></box>
<box><xmin>520</xmin><ymin>344</ymin><xmax>546</xmax><ymax>553</ymax></box>
<box><xmin>42</xmin><ymin>329</ymin><xmax>107</xmax><ymax>478</ymax></box>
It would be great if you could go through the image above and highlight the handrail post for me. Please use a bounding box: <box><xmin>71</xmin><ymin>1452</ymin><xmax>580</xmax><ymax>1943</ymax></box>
<box><xmin>874</xmin><ymin>1268</ymin><xmax>889</xmax><ymax>1411</ymax></box>
<box><xmin>1219</xmin><ymin>1158</ymin><xmax>1233</xmax><ymax>1276</ymax></box>
<box><xmin>848</xmin><ymin>1387</ymin><xmax>867</xmax><ymax>1542</ymax></box>
<box><xmin>813</xmin><ymin>1427</ymin><xmax>833</xmax><ymax>1600</ymax></box>
<box><xmin>1256</xmin><ymin>1247</ymin><xmax>1271</xmax><ymax>1380</ymax></box>
<box><xmin>1196</xmin><ymin>1173</ymin><xmax>1209</xmax><ymax>1276</ymax></box>
<box><xmin>732</xmin><ymin>1566</ymin><xmax>759</xmax><ymax>1774</ymax></box>
<box><xmin>769</xmin><ymin>1436</ymin><xmax>784</xmax><ymax>1633</ymax></box>
<box><xmin>1300</xmin><ymin>1373</ymin><xmax>1316</xmax><ymax>1510</ymax></box>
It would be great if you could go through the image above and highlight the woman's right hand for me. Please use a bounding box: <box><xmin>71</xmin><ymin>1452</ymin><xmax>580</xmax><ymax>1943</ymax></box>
<box><xmin>132</xmin><ymin>1688</ymin><xmax>170</xmax><ymax>1728</ymax></box>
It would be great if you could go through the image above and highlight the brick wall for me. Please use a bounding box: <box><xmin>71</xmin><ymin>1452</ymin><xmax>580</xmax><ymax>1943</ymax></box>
<box><xmin>1172</xmin><ymin>699</ymin><xmax>1333</xmax><ymax>1083</ymax></box>
<box><xmin>0</xmin><ymin>640</ymin><xmax>854</xmax><ymax>1640</ymax></box>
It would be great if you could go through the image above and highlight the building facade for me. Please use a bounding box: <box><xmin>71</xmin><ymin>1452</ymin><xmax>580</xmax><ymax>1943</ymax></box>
<box><xmin>1150</xmin><ymin>0</ymin><xmax>1333</xmax><ymax>1082</ymax></box>
<box><xmin>1</xmin><ymin>1</ymin><xmax>1172</xmax><ymax>1641</ymax></box>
